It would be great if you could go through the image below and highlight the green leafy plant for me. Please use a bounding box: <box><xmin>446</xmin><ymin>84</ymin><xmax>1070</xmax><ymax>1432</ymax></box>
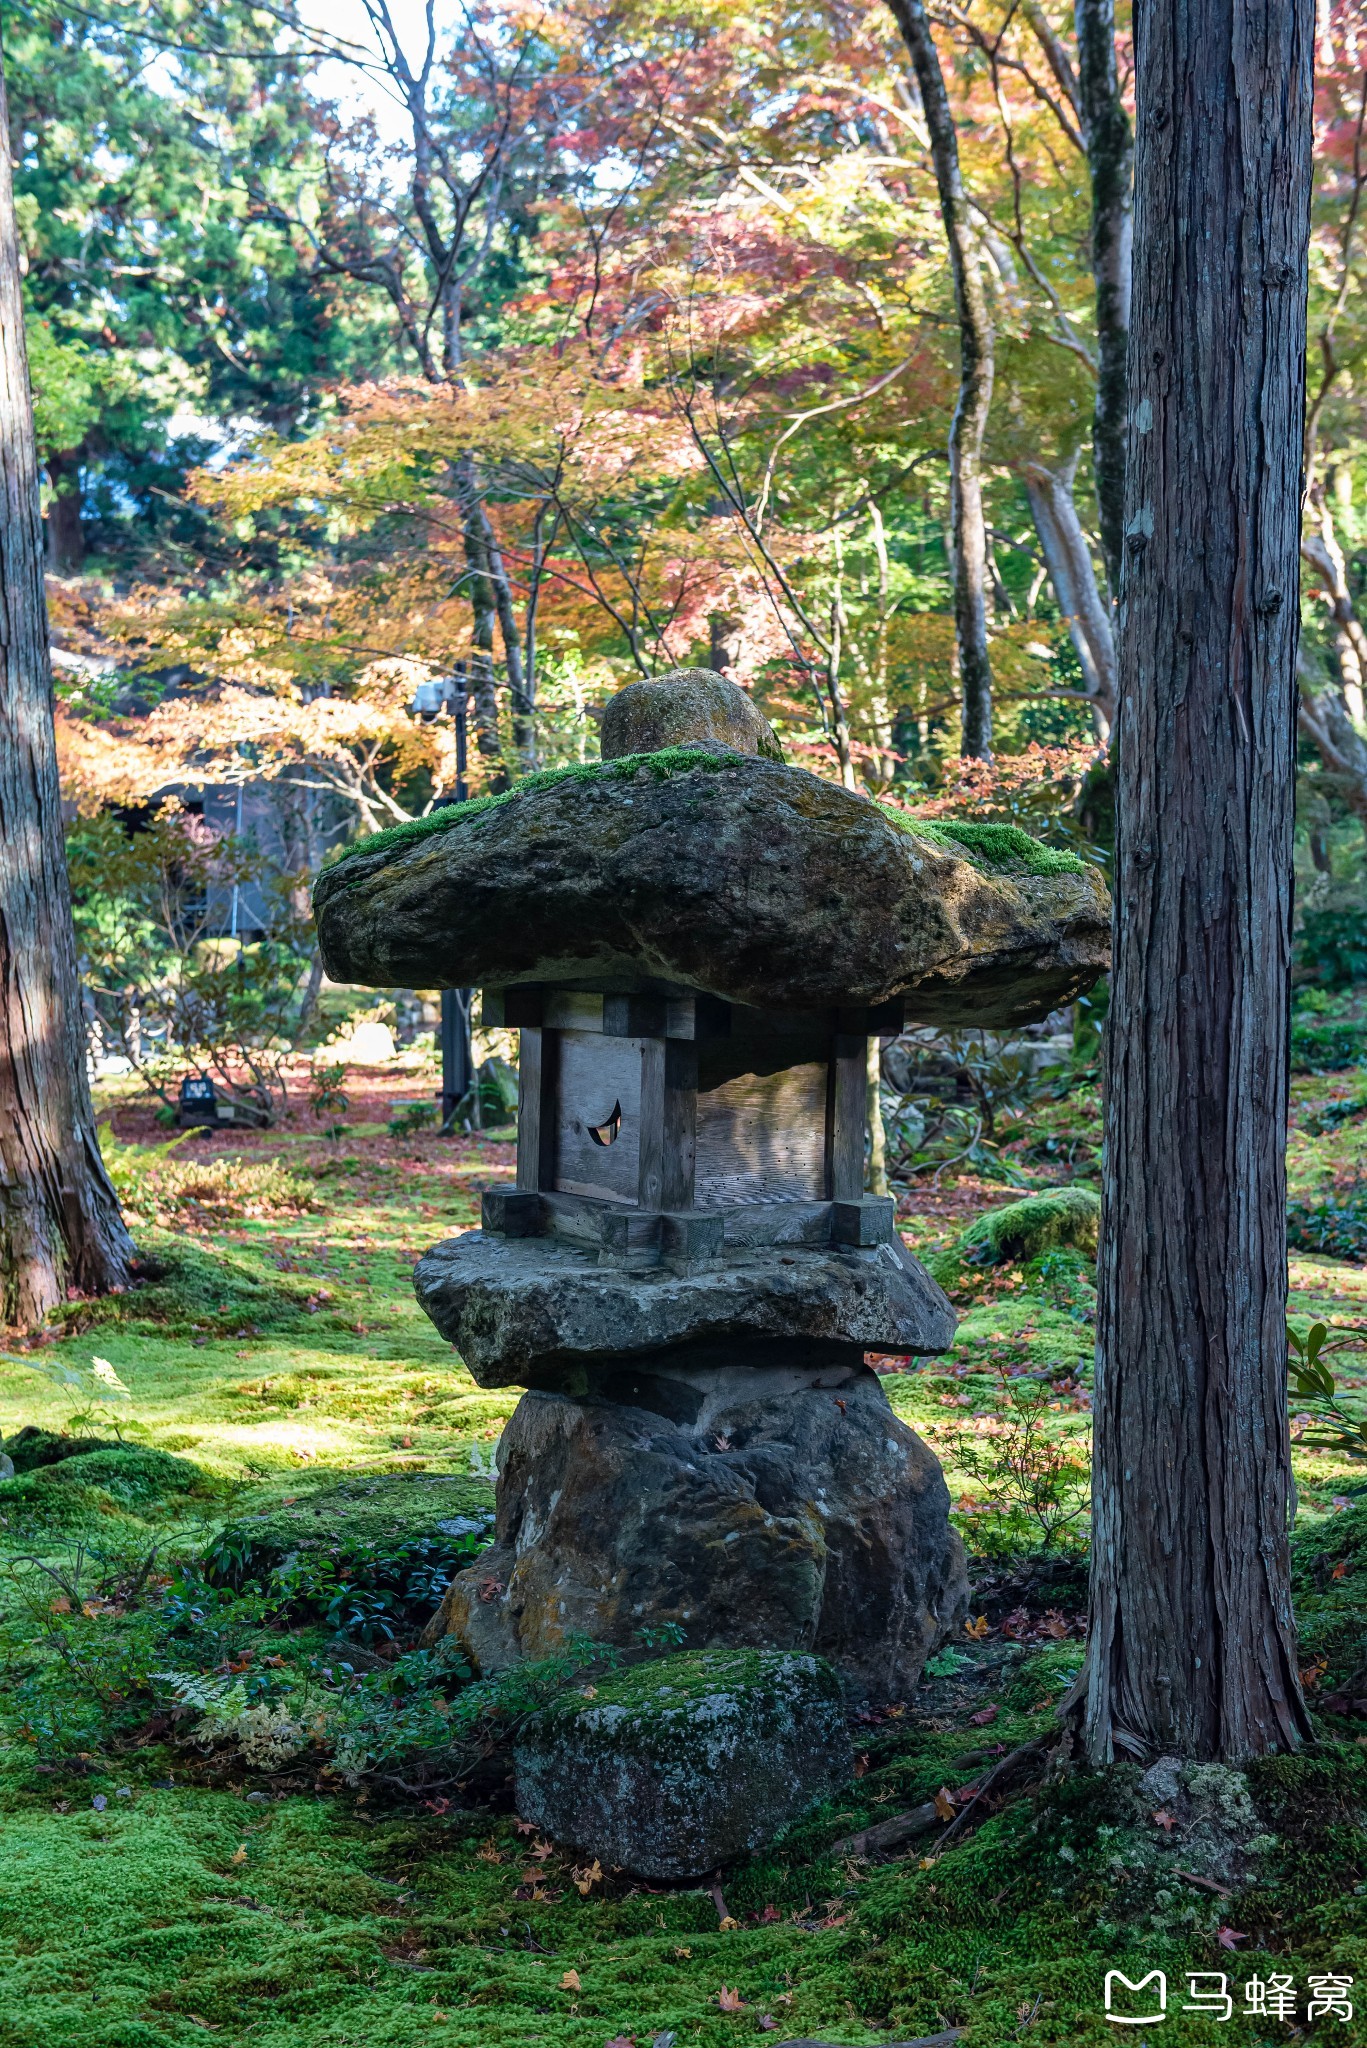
<box><xmin>308</xmin><ymin>1058</ymin><xmax>351</xmax><ymax>1139</ymax></box>
<box><xmin>387</xmin><ymin>1098</ymin><xmax>438</xmax><ymax>1136</ymax></box>
<box><xmin>204</xmin><ymin>1522</ymin><xmax>490</xmax><ymax>1645</ymax></box>
<box><xmin>1289</xmin><ymin>991</ymin><xmax>1367</xmax><ymax>1073</ymax></box>
<box><xmin>1287</xmin><ymin>1321</ymin><xmax>1367</xmax><ymax>1459</ymax></box>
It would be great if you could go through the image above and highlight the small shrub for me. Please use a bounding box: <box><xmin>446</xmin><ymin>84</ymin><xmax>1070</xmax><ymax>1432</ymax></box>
<box><xmin>388</xmin><ymin>1098</ymin><xmax>438</xmax><ymax>1136</ymax></box>
<box><xmin>1291</xmin><ymin>1017</ymin><xmax>1367</xmax><ymax>1073</ymax></box>
<box><xmin>205</xmin><ymin>1474</ymin><xmax>494</xmax><ymax>1643</ymax></box>
<box><xmin>1303</xmin><ymin>1090</ymin><xmax>1367</xmax><ymax>1134</ymax></box>
<box><xmin>950</xmin><ymin>1369</ymin><xmax>1090</xmax><ymax>1557</ymax></box>
<box><xmin>1287</xmin><ymin>1180</ymin><xmax>1367</xmax><ymax>1262</ymax></box>
<box><xmin>1296</xmin><ymin>897</ymin><xmax>1367</xmax><ymax>988</ymax></box>
<box><xmin>1025</xmin><ymin>1246</ymin><xmax>1097</xmax><ymax>1321</ymax></box>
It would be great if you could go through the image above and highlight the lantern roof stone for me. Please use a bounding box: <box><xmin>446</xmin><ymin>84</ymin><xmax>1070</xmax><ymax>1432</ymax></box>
<box><xmin>313</xmin><ymin>738</ymin><xmax>1110</xmax><ymax>1027</ymax></box>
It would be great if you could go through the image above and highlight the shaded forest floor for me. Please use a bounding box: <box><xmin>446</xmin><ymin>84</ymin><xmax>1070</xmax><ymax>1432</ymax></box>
<box><xmin>0</xmin><ymin>1064</ymin><xmax>1362</xmax><ymax>2047</ymax></box>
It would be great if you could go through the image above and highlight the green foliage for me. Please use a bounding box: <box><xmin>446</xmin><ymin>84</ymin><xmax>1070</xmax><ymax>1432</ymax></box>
<box><xmin>8</xmin><ymin>0</ymin><xmax>387</xmax><ymax>548</ymax></box>
<box><xmin>1303</xmin><ymin>1088</ymin><xmax>1367</xmax><ymax>1134</ymax></box>
<box><xmin>102</xmin><ymin>1133</ymin><xmax>317</xmax><ymax>1227</ymax></box>
<box><xmin>950</xmin><ymin>1369</ymin><xmax>1090</xmax><ymax>1557</ymax></box>
<box><xmin>1287</xmin><ymin>1179</ymin><xmax>1367</xmax><ymax>1261</ymax></box>
<box><xmin>881</xmin><ymin>1030</ymin><xmax>1064</xmax><ymax>1186</ymax></box>
<box><xmin>387</xmin><ymin>1098</ymin><xmax>438</xmax><ymax>1136</ymax></box>
<box><xmin>205</xmin><ymin>1474</ymin><xmax>494</xmax><ymax>1643</ymax></box>
<box><xmin>24</xmin><ymin>318</ymin><xmax>104</xmax><ymax>463</ymax></box>
<box><xmin>1287</xmin><ymin>1321</ymin><xmax>1367</xmax><ymax>1456</ymax></box>
<box><xmin>1297</xmin><ymin>897</ymin><xmax>1367</xmax><ymax>988</ymax></box>
<box><xmin>1025</xmin><ymin>1246</ymin><xmax>1099</xmax><ymax>1320</ymax></box>
<box><xmin>69</xmin><ymin>811</ymin><xmax>314</xmax><ymax>1121</ymax></box>
<box><xmin>1290</xmin><ymin>989</ymin><xmax>1367</xmax><ymax>1072</ymax></box>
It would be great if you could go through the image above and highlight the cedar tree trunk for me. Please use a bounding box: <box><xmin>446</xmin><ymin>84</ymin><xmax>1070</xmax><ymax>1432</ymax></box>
<box><xmin>0</xmin><ymin>46</ymin><xmax>132</xmax><ymax>1324</ymax></box>
<box><xmin>1075</xmin><ymin>0</ymin><xmax>1132</xmax><ymax>601</ymax></box>
<box><xmin>888</xmin><ymin>0</ymin><xmax>994</xmax><ymax>757</ymax></box>
<box><xmin>1085</xmin><ymin>0</ymin><xmax>1315</xmax><ymax>1762</ymax></box>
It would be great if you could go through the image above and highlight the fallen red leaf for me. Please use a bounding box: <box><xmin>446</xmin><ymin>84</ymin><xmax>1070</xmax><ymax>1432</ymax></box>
<box><xmin>1152</xmin><ymin>1809</ymin><xmax>1178</xmax><ymax>1834</ymax></box>
<box><xmin>969</xmin><ymin>1703</ymin><xmax>1000</xmax><ymax>1726</ymax></box>
<box><xmin>717</xmin><ymin>1985</ymin><xmax>745</xmax><ymax>2011</ymax></box>
<box><xmin>1218</xmin><ymin>1927</ymin><xmax>1249</xmax><ymax>1950</ymax></box>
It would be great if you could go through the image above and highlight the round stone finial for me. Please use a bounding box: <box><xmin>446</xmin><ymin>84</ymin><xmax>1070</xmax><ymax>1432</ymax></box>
<box><xmin>599</xmin><ymin>667</ymin><xmax>784</xmax><ymax>763</ymax></box>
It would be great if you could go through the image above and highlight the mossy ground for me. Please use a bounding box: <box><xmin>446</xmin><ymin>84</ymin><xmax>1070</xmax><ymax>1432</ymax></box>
<box><xmin>0</xmin><ymin>1064</ymin><xmax>1362</xmax><ymax>2046</ymax></box>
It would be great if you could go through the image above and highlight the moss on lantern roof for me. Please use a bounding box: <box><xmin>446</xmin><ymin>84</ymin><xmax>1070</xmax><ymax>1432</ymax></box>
<box><xmin>320</xmin><ymin>747</ymin><xmax>735</xmax><ymax>876</ymax></box>
<box><xmin>875</xmin><ymin>804</ymin><xmax>1088</xmax><ymax>878</ymax></box>
<box><xmin>320</xmin><ymin>747</ymin><xmax>1085</xmax><ymax>884</ymax></box>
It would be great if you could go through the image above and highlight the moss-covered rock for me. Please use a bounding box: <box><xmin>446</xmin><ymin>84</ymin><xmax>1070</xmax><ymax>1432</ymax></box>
<box><xmin>1</xmin><ymin>1426</ymin><xmax>126</xmax><ymax>1474</ymax></box>
<box><xmin>513</xmin><ymin>1647</ymin><xmax>851</xmax><ymax>1879</ymax></box>
<box><xmin>600</xmin><ymin>667</ymin><xmax>786</xmax><ymax>763</ymax></box>
<box><xmin>0</xmin><ymin>1442</ymin><xmax>206</xmax><ymax>1530</ymax></box>
<box><xmin>958</xmin><ymin>1185</ymin><xmax>1101</xmax><ymax>1267</ymax></box>
<box><xmin>35</xmin><ymin>1445</ymin><xmax>203</xmax><ymax>1507</ymax></box>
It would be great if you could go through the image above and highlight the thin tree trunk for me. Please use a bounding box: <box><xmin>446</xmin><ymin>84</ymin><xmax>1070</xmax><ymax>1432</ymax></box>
<box><xmin>457</xmin><ymin>458</ymin><xmax>507</xmax><ymax>786</ymax></box>
<box><xmin>1085</xmin><ymin>0</ymin><xmax>1314</xmax><ymax>1763</ymax></box>
<box><xmin>1301</xmin><ymin>490</ymin><xmax>1367</xmax><ymax>726</ymax></box>
<box><xmin>44</xmin><ymin>449</ymin><xmax>85</xmax><ymax>574</ymax></box>
<box><xmin>1024</xmin><ymin>453</ymin><xmax>1116</xmax><ymax>739</ymax></box>
<box><xmin>0</xmin><ymin>46</ymin><xmax>132</xmax><ymax>1325</ymax></box>
<box><xmin>1298</xmin><ymin>669</ymin><xmax>1367</xmax><ymax>834</ymax></box>
<box><xmin>471</xmin><ymin>495</ymin><xmax>535</xmax><ymax>771</ymax></box>
<box><xmin>866</xmin><ymin>1038</ymin><xmax>889</xmax><ymax>1197</ymax></box>
<box><xmin>1074</xmin><ymin>0</ymin><xmax>1132</xmax><ymax>601</ymax></box>
<box><xmin>888</xmin><ymin>0</ymin><xmax>994</xmax><ymax>757</ymax></box>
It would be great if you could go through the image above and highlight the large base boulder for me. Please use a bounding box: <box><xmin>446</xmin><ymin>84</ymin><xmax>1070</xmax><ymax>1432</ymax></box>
<box><xmin>424</xmin><ymin>1361</ymin><xmax>967</xmax><ymax>1702</ymax></box>
<box><xmin>513</xmin><ymin>1647</ymin><xmax>850</xmax><ymax>1879</ymax></box>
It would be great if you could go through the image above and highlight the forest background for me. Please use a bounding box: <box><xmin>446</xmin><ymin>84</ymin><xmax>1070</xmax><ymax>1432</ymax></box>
<box><xmin>30</xmin><ymin>0</ymin><xmax>1364</xmax><ymax>884</ymax></box>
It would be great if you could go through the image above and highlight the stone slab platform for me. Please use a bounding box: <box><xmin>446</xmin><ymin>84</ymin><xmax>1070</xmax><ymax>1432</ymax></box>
<box><xmin>414</xmin><ymin>1229</ymin><xmax>957</xmax><ymax>1389</ymax></box>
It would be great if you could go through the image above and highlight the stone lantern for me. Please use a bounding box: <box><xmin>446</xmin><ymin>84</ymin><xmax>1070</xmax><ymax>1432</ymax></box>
<box><xmin>314</xmin><ymin>668</ymin><xmax>1109</xmax><ymax>1700</ymax></box>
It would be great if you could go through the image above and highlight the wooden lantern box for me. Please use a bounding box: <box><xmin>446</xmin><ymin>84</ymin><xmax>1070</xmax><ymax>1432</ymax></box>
<box><xmin>479</xmin><ymin>986</ymin><xmax>904</xmax><ymax>1267</ymax></box>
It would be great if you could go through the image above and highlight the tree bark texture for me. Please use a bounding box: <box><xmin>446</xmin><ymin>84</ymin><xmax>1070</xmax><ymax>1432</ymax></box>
<box><xmin>1085</xmin><ymin>0</ymin><xmax>1315</xmax><ymax>1763</ymax></box>
<box><xmin>1075</xmin><ymin>0</ymin><xmax>1133</xmax><ymax>601</ymax></box>
<box><xmin>0</xmin><ymin>47</ymin><xmax>132</xmax><ymax>1325</ymax></box>
<box><xmin>888</xmin><ymin>0</ymin><xmax>994</xmax><ymax>757</ymax></box>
